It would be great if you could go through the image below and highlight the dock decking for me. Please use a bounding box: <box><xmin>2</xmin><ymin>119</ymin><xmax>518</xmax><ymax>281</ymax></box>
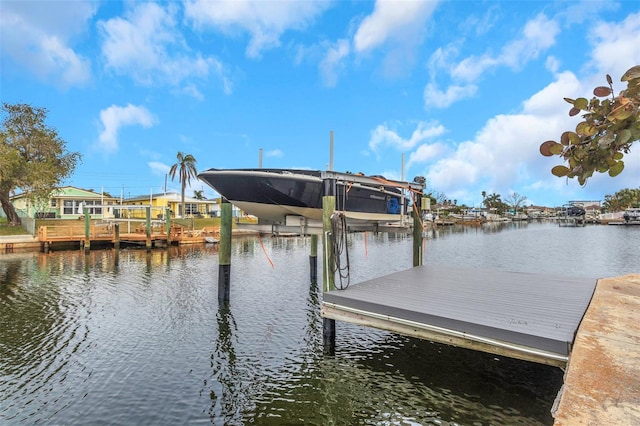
<box><xmin>322</xmin><ymin>264</ymin><xmax>598</xmax><ymax>367</ymax></box>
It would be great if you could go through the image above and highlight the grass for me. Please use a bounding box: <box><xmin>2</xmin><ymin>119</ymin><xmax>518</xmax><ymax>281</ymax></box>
<box><xmin>0</xmin><ymin>218</ymin><xmax>30</xmax><ymax>236</ymax></box>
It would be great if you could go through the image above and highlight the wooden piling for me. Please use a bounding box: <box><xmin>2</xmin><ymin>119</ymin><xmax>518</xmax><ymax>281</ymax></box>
<box><xmin>218</xmin><ymin>198</ymin><xmax>232</xmax><ymax>304</ymax></box>
<box><xmin>114</xmin><ymin>223</ymin><xmax>120</xmax><ymax>250</ymax></box>
<box><xmin>322</xmin><ymin>195</ymin><xmax>336</xmax><ymax>292</ymax></box>
<box><xmin>145</xmin><ymin>206</ymin><xmax>152</xmax><ymax>249</ymax></box>
<box><xmin>322</xmin><ymin>178</ymin><xmax>336</xmax><ymax>354</ymax></box>
<box><xmin>412</xmin><ymin>193</ymin><xmax>423</xmax><ymax>267</ymax></box>
<box><xmin>165</xmin><ymin>207</ymin><xmax>172</xmax><ymax>245</ymax></box>
<box><xmin>310</xmin><ymin>234</ymin><xmax>318</xmax><ymax>283</ymax></box>
<box><xmin>83</xmin><ymin>208</ymin><xmax>90</xmax><ymax>253</ymax></box>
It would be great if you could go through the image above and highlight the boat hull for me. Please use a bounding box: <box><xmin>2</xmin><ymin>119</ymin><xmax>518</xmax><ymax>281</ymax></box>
<box><xmin>198</xmin><ymin>168</ymin><xmax>408</xmax><ymax>223</ymax></box>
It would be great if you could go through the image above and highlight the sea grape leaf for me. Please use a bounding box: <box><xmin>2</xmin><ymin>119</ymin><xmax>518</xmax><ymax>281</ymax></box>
<box><xmin>608</xmin><ymin>161</ymin><xmax>624</xmax><ymax>177</ymax></box>
<box><xmin>576</xmin><ymin>121</ymin><xmax>597</xmax><ymax>136</ymax></box>
<box><xmin>539</xmin><ymin>140</ymin><xmax>558</xmax><ymax>157</ymax></box>
<box><xmin>621</xmin><ymin>65</ymin><xmax>640</xmax><ymax>81</ymax></box>
<box><xmin>594</xmin><ymin>86</ymin><xmax>612</xmax><ymax>97</ymax></box>
<box><xmin>551</xmin><ymin>165</ymin><xmax>569</xmax><ymax>177</ymax></box>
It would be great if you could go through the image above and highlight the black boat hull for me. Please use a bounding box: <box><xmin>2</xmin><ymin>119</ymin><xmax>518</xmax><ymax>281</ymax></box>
<box><xmin>198</xmin><ymin>168</ymin><xmax>408</xmax><ymax>223</ymax></box>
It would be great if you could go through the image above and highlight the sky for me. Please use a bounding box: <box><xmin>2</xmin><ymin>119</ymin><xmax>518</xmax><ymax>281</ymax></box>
<box><xmin>1</xmin><ymin>0</ymin><xmax>639</xmax><ymax>208</ymax></box>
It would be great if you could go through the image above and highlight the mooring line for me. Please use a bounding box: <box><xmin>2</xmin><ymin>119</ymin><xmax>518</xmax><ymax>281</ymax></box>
<box><xmin>256</xmin><ymin>232</ymin><xmax>274</xmax><ymax>268</ymax></box>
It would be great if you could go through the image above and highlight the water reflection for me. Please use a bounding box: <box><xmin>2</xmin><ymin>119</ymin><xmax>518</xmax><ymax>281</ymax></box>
<box><xmin>208</xmin><ymin>304</ymin><xmax>246</xmax><ymax>425</ymax></box>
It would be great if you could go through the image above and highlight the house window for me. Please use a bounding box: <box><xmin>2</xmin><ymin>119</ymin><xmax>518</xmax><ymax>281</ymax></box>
<box><xmin>51</xmin><ymin>199</ymin><xmax>57</xmax><ymax>207</ymax></box>
<box><xmin>185</xmin><ymin>203</ymin><xmax>198</xmax><ymax>215</ymax></box>
<box><xmin>84</xmin><ymin>200</ymin><xmax>102</xmax><ymax>215</ymax></box>
<box><xmin>63</xmin><ymin>200</ymin><xmax>74</xmax><ymax>214</ymax></box>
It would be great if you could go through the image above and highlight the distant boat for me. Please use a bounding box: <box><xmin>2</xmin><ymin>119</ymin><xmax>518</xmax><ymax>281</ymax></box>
<box><xmin>198</xmin><ymin>168</ymin><xmax>413</xmax><ymax>224</ymax></box>
<box><xmin>622</xmin><ymin>208</ymin><xmax>640</xmax><ymax>224</ymax></box>
<box><xmin>558</xmin><ymin>203</ymin><xmax>586</xmax><ymax>227</ymax></box>
<box><xmin>204</xmin><ymin>236</ymin><xmax>218</xmax><ymax>244</ymax></box>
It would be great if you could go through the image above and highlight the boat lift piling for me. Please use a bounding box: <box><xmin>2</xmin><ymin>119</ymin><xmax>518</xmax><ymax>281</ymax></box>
<box><xmin>218</xmin><ymin>198</ymin><xmax>232</xmax><ymax>304</ymax></box>
<box><xmin>310</xmin><ymin>234</ymin><xmax>318</xmax><ymax>283</ymax></box>
<box><xmin>322</xmin><ymin>176</ymin><xmax>337</xmax><ymax>355</ymax></box>
<box><xmin>320</xmin><ymin>174</ymin><xmax>425</xmax><ymax>354</ymax></box>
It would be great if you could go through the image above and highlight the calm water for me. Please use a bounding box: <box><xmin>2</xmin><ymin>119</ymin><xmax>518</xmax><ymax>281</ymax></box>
<box><xmin>1</xmin><ymin>222</ymin><xmax>638</xmax><ymax>425</ymax></box>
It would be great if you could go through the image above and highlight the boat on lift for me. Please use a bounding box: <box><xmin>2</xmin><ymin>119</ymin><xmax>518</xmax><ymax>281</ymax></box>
<box><xmin>198</xmin><ymin>168</ymin><xmax>421</xmax><ymax>224</ymax></box>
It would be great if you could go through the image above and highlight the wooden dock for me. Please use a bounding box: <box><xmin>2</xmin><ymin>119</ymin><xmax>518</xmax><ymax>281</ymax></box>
<box><xmin>36</xmin><ymin>222</ymin><xmax>220</xmax><ymax>249</ymax></box>
<box><xmin>321</xmin><ymin>264</ymin><xmax>598</xmax><ymax>367</ymax></box>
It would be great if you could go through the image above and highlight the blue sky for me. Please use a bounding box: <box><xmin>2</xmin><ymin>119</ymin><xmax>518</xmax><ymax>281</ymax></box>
<box><xmin>2</xmin><ymin>0</ymin><xmax>639</xmax><ymax>207</ymax></box>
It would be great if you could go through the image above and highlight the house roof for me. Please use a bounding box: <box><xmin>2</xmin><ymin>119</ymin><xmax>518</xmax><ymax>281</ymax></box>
<box><xmin>124</xmin><ymin>192</ymin><xmax>214</xmax><ymax>203</ymax></box>
<box><xmin>10</xmin><ymin>186</ymin><xmax>118</xmax><ymax>201</ymax></box>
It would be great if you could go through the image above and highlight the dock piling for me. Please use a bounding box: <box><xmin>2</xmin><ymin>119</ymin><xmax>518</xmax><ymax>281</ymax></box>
<box><xmin>114</xmin><ymin>223</ymin><xmax>120</xmax><ymax>250</ymax></box>
<box><xmin>412</xmin><ymin>193</ymin><xmax>423</xmax><ymax>267</ymax></box>
<box><xmin>145</xmin><ymin>206</ymin><xmax>152</xmax><ymax>249</ymax></box>
<box><xmin>322</xmin><ymin>178</ymin><xmax>337</xmax><ymax>353</ymax></box>
<box><xmin>165</xmin><ymin>207</ymin><xmax>172</xmax><ymax>245</ymax></box>
<box><xmin>218</xmin><ymin>198</ymin><xmax>232</xmax><ymax>304</ymax></box>
<box><xmin>83</xmin><ymin>208</ymin><xmax>90</xmax><ymax>253</ymax></box>
<box><xmin>310</xmin><ymin>234</ymin><xmax>318</xmax><ymax>283</ymax></box>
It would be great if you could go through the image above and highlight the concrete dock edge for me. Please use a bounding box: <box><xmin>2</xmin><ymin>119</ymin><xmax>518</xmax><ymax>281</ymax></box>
<box><xmin>553</xmin><ymin>274</ymin><xmax>640</xmax><ymax>425</ymax></box>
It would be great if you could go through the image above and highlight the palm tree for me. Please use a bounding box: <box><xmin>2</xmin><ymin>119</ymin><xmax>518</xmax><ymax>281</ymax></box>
<box><xmin>169</xmin><ymin>152</ymin><xmax>198</xmax><ymax>218</ymax></box>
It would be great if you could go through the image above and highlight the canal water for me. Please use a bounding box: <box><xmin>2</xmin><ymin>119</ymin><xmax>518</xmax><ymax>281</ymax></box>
<box><xmin>1</xmin><ymin>221</ymin><xmax>638</xmax><ymax>425</ymax></box>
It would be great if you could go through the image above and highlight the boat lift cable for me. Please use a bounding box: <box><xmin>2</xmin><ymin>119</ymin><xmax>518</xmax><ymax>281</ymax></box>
<box><xmin>330</xmin><ymin>211</ymin><xmax>350</xmax><ymax>290</ymax></box>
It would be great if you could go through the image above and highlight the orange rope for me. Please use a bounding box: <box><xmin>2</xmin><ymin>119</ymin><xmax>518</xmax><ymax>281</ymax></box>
<box><xmin>256</xmin><ymin>232</ymin><xmax>275</xmax><ymax>268</ymax></box>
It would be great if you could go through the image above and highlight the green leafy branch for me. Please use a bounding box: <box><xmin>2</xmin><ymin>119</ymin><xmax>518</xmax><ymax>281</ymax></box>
<box><xmin>540</xmin><ymin>65</ymin><xmax>640</xmax><ymax>185</ymax></box>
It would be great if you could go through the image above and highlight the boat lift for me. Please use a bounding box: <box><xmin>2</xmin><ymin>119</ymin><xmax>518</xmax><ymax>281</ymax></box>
<box><xmin>235</xmin><ymin>171</ymin><xmax>426</xmax><ymax>236</ymax></box>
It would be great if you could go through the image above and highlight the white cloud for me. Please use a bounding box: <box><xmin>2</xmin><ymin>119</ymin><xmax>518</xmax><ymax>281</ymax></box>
<box><xmin>426</xmin><ymin>13</ymin><xmax>560</xmax><ymax>109</ymax></box>
<box><xmin>148</xmin><ymin>161</ymin><xmax>170</xmax><ymax>176</ymax></box>
<box><xmin>184</xmin><ymin>0</ymin><xmax>331</xmax><ymax>58</ymax></box>
<box><xmin>369</xmin><ymin>121</ymin><xmax>446</xmax><ymax>153</ymax></box>
<box><xmin>588</xmin><ymin>12</ymin><xmax>640</xmax><ymax>79</ymax></box>
<box><xmin>424</xmin><ymin>82</ymin><xmax>478</xmax><ymax>108</ymax></box>
<box><xmin>97</xmin><ymin>104</ymin><xmax>157</xmax><ymax>154</ymax></box>
<box><xmin>99</xmin><ymin>2</ymin><xmax>228</xmax><ymax>92</ymax></box>
<box><xmin>415</xmin><ymin>55</ymin><xmax>640</xmax><ymax>206</ymax></box>
<box><xmin>353</xmin><ymin>0</ymin><xmax>437</xmax><ymax>53</ymax></box>
<box><xmin>521</xmin><ymin>71</ymin><xmax>581</xmax><ymax>116</ymax></box>
<box><xmin>265</xmin><ymin>149</ymin><xmax>283</xmax><ymax>158</ymax></box>
<box><xmin>406</xmin><ymin>143</ymin><xmax>449</xmax><ymax>169</ymax></box>
<box><xmin>353</xmin><ymin>0</ymin><xmax>438</xmax><ymax>78</ymax></box>
<box><xmin>319</xmin><ymin>39</ymin><xmax>350</xmax><ymax>87</ymax></box>
<box><xmin>0</xmin><ymin>0</ymin><xmax>94</xmax><ymax>88</ymax></box>
<box><xmin>422</xmin><ymin>11</ymin><xmax>640</xmax><ymax>204</ymax></box>
<box><xmin>179</xmin><ymin>83</ymin><xmax>205</xmax><ymax>100</ymax></box>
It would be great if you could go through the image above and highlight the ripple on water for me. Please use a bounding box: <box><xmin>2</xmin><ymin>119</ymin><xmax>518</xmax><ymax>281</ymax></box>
<box><xmin>3</xmin><ymin>225</ymin><xmax>620</xmax><ymax>424</ymax></box>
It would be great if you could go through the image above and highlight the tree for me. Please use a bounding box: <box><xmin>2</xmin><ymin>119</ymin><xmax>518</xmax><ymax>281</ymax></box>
<box><xmin>603</xmin><ymin>188</ymin><xmax>640</xmax><ymax>212</ymax></box>
<box><xmin>505</xmin><ymin>192</ymin><xmax>528</xmax><ymax>214</ymax></box>
<box><xmin>169</xmin><ymin>151</ymin><xmax>197</xmax><ymax>218</ymax></box>
<box><xmin>540</xmin><ymin>65</ymin><xmax>640</xmax><ymax>185</ymax></box>
<box><xmin>483</xmin><ymin>193</ymin><xmax>505</xmax><ymax>213</ymax></box>
<box><xmin>193</xmin><ymin>189</ymin><xmax>205</xmax><ymax>200</ymax></box>
<box><xmin>0</xmin><ymin>103</ymin><xmax>81</xmax><ymax>225</ymax></box>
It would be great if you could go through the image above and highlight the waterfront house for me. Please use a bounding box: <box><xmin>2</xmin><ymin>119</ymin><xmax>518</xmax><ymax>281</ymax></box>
<box><xmin>120</xmin><ymin>192</ymin><xmax>228</xmax><ymax>219</ymax></box>
<box><xmin>10</xmin><ymin>186</ymin><xmax>119</xmax><ymax>220</ymax></box>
